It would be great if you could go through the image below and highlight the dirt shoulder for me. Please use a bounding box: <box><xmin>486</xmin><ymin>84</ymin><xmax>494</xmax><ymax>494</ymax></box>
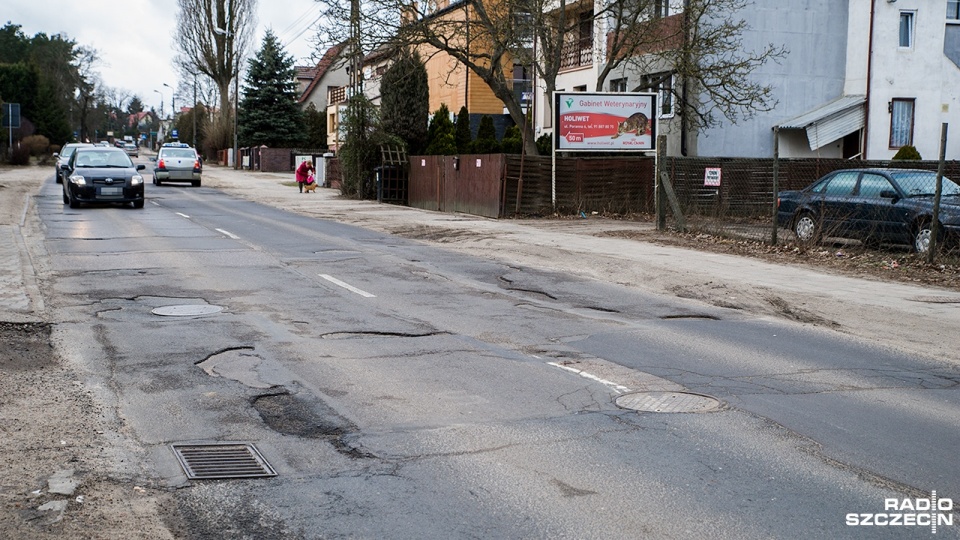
<box><xmin>0</xmin><ymin>165</ymin><xmax>177</xmax><ymax>538</ymax></box>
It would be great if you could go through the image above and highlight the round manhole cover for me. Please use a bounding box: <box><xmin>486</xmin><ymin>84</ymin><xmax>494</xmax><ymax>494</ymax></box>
<box><xmin>152</xmin><ymin>305</ymin><xmax>224</xmax><ymax>317</ymax></box>
<box><xmin>615</xmin><ymin>391</ymin><xmax>722</xmax><ymax>413</ymax></box>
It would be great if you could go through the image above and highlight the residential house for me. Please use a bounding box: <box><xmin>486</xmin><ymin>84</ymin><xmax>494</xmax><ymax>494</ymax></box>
<box><xmin>323</xmin><ymin>46</ymin><xmax>395</xmax><ymax>150</ymax></box>
<box><xmin>536</xmin><ymin>0</ymin><xmax>960</xmax><ymax>160</ymax></box>
<box><xmin>763</xmin><ymin>0</ymin><xmax>960</xmax><ymax>160</ymax></box>
<box><xmin>295</xmin><ymin>65</ymin><xmax>319</xmax><ymax>97</ymax></box>
<box><xmin>536</xmin><ymin>0</ymin><xmax>691</xmax><ymax>155</ymax></box>
<box><xmin>298</xmin><ymin>42</ymin><xmax>349</xmax><ymax>137</ymax></box>
<box><xmin>412</xmin><ymin>0</ymin><xmax>526</xmax><ymax>136</ymax></box>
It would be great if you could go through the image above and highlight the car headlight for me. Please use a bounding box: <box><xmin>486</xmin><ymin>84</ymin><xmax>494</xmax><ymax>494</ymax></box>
<box><xmin>69</xmin><ymin>175</ymin><xmax>86</xmax><ymax>185</ymax></box>
<box><xmin>131</xmin><ymin>175</ymin><xmax>143</xmax><ymax>185</ymax></box>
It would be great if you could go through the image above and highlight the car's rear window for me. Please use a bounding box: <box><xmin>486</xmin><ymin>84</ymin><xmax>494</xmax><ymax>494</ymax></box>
<box><xmin>163</xmin><ymin>149</ymin><xmax>196</xmax><ymax>158</ymax></box>
<box><xmin>892</xmin><ymin>171</ymin><xmax>960</xmax><ymax>196</ymax></box>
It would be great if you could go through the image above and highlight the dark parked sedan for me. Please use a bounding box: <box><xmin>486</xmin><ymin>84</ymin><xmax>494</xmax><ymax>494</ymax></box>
<box><xmin>62</xmin><ymin>147</ymin><xmax>147</xmax><ymax>209</ymax></box>
<box><xmin>777</xmin><ymin>168</ymin><xmax>960</xmax><ymax>253</ymax></box>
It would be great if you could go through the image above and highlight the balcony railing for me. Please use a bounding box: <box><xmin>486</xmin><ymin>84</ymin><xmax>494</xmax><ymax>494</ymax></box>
<box><xmin>560</xmin><ymin>40</ymin><xmax>593</xmax><ymax>69</ymax></box>
<box><xmin>328</xmin><ymin>86</ymin><xmax>347</xmax><ymax>105</ymax></box>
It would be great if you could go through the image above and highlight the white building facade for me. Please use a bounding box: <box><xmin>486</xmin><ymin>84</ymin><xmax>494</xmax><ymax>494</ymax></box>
<box><xmin>534</xmin><ymin>0</ymin><xmax>960</xmax><ymax>160</ymax></box>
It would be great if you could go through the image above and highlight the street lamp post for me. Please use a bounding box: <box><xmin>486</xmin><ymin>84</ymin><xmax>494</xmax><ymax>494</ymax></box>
<box><xmin>153</xmin><ymin>89</ymin><xmax>165</xmax><ymax>149</ymax></box>
<box><xmin>193</xmin><ymin>77</ymin><xmax>198</xmax><ymax>150</ymax></box>
<box><xmin>215</xmin><ymin>4</ymin><xmax>240</xmax><ymax>170</ymax></box>
<box><xmin>163</xmin><ymin>82</ymin><xmax>176</xmax><ymax>121</ymax></box>
<box><xmin>153</xmin><ymin>89</ymin><xmax>164</xmax><ymax>119</ymax></box>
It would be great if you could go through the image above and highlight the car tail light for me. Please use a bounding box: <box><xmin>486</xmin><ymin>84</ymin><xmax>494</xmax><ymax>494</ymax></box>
<box><xmin>157</xmin><ymin>159</ymin><xmax>166</xmax><ymax>169</ymax></box>
<box><xmin>193</xmin><ymin>160</ymin><xmax>201</xmax><ymax>170</ymax></box>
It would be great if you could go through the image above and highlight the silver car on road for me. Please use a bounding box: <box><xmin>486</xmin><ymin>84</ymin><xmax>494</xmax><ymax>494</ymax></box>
<box><xmin>151</xmin><ymin>143</ymin><xmax>202</xmax><ymax>187</ymax></box>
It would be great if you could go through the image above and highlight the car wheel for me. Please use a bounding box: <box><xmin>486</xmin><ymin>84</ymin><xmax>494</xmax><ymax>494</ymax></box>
<box><xmin>793</xmin><ymin>212</ymin><xmax>820</xmax><ymax>245</ymax></box>
<box><xmin>913</xmin><ymin>220</ymin><xmax>940</xmax><ymax>254</ymax></box>
<box><xmin>192</xmin><ymin>180</ymin><xmax>201</xmax><ymax>187</ymax></box>
<box><xmin>133</xmin><ymin>200</ymin><xmax>144</xmax><ymax>209</ymax></box>
<box><xmin>152</xmin><ymin>176</ymin><xmax>157</xmax><ymax>185</ymax></box>
<box><xmin>68</xmin><ymin>187</ymin><xmax>79</xmax><ymax>209</ymax></box>
<box><xmin>156</xmin><ymin>178</ymin><xmax>162</xmax><ymax>186</ymax></box>
<box><xmin>62</xmin><ymin>185</ymin><xmax>69</xmax><ymax>204</ymax></box>
<box><xmin>55</xmin><ymin>171</ymin><xmax>62</xmax><ymax>184</ymax></box>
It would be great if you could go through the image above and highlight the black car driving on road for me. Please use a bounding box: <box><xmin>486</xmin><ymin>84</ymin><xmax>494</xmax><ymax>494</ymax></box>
<box><xmin>62</xmin><ymin>147</ymin><xmax>147</xmax><ymax>209</ymax></box>
<box><xmin>777</xmin><ymin>168</ymin><xmax>960</xmax><ymax>253</ymax></box>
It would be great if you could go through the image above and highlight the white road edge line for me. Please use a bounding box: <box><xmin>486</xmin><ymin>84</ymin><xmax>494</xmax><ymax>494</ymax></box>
<box><xmin>149</xmin><ymin>200</ymin><xmax>161</xmax><ymax>206</ymax></box>
<box><xmin>547</xmin><ymin>362</ymin><xmax>632</xmax><ymax>394</ymax></box>
<box><xmin>319</xmin><ymin>274</ymin><xmax>376</xmax><ymax>298</ymax></box>
<box><xmin>216</xmin><ymin>228</ymin><xmax>240</xmax><ymax>239</ymax></box>
<box><xmin>176</xmin><ymin>212</ymin><xmax>190</xmax><ymax>218</ymax></box>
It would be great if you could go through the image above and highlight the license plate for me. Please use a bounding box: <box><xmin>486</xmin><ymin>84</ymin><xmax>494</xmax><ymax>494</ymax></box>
<box><xmin>100</xmin><ymin>187</ymin><xmax>121</xmax><ymax>195</ymax></box>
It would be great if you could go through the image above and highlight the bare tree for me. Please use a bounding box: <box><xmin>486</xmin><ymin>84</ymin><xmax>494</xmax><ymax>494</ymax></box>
<box><xmin>174</xmin><ymin>0</ymin><xmax>257</xmax><ymax>149</ymax></box>
<box><xmin>74</xmin><ymin>46</ymin><xmax>101</xmax><ymax>142</ymax></box>
<box><xmin>316</xmin><ymin>0</ymin><xmax>784</xmax><ymax>155</ymax></box>
<box><xmin>600</xmin><ymin>0</ymin><xmax>787</xmax><ymax>132</ymax></box>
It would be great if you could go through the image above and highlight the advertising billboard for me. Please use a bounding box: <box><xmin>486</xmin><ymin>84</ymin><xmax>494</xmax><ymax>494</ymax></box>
<box><xmin>554</xmin><ymin>92</ymin><xmax>657</xmax><ymax>152</ymax></box>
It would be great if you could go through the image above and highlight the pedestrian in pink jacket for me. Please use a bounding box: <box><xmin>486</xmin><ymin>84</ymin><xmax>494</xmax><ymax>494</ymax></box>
<box><xmin>295</xmin><ymin>160</ymin><xmax>315</xmax><ymax>193</ymax></box>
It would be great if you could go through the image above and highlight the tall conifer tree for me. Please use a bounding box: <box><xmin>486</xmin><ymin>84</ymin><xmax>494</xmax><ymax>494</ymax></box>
<box><xmin>380</xmin><ymin>50</ymin><xmax>429</xmax><ymax>155</ymax></box>
<box><xmin>238</xmin><ymin>30</ymin><xmax>304</xmax><ymax>147</ymax></box>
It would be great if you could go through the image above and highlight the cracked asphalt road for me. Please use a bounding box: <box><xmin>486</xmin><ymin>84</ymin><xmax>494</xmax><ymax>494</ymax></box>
<box><xmin>2</xmin><ymin>161</ymin><xmax>959</xmax><ymax>538</ymax></box>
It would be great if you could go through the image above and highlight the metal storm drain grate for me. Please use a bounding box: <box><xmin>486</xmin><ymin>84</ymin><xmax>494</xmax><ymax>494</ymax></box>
<box><xmin>172</xmin><ymin>443</ymin><xmax>277</xmax><ymax>480</ymax></box>
<box><xmin>615</xmin><ymin>391</ymin><xmax>722</xmax><ymax>413</ymax></box>
<box><xmin>152</xmin><ymin>305</ymin><xmax>224</xmax><ymax>317</ymax></box>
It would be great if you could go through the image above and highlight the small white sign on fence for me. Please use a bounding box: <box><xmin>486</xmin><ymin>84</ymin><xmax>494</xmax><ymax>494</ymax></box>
<box><xmin>704</xmin><ymin>167</ymin><xmax>722</xmax><ymax>187</ymax></box>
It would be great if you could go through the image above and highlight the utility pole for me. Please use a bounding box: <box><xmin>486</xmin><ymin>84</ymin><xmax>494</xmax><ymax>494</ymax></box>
<box><xmin>193</xmin><ymin>77</ymin><xmax>198</xmax><ymax>149</ymax></box>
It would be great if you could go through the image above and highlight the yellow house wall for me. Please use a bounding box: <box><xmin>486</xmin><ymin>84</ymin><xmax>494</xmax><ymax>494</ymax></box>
<box><xmin>421</xmin><ymin>47</ymin><xmax>513</xmax><ymax>116</ymax></box>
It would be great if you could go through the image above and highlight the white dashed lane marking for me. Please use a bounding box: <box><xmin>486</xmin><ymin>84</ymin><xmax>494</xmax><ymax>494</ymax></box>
<box><xmin>319</xmin><ymin>274</ymin><xmax>376</xmax><ymax>298</ymax></box>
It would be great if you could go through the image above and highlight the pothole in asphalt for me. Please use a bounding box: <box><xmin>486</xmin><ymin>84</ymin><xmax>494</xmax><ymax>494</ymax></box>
<box><xmin>908</xmin><ymin>296</ymin><xmax>960</xmax><ymax>304</ymax></box>
<box><xmin>320</xmin><ymin>330</ymin><xmax>445</xmax><ymax>340</ymax></box>
<box><xmin>197</xmin><ymin>347</ymin><xmax>276</xmax><ymax>389</ymax></box>
<box><xmin>615</xmin><ymin>391</ymin><xmax>723</xmax><ymax>413</ymax></box>
<box><xmin>251</xmin><ymin>391</ymin><xmax>373</xmax><ymax>459</ymax></box>
<box><xmin>152</xmin><ymin>304</ymin><xmax>224</xmax><ymax>317</ymax></box>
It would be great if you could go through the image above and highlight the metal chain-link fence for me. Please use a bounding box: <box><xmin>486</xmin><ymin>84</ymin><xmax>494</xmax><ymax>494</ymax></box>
<box><xmin>661</xmin><ymin>157</ymin><xmax>960</xmax><ymax>247</ymax></box>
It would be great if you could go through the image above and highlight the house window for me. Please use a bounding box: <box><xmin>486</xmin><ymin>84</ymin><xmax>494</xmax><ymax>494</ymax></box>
<box><xmin>512</xmin><ymin>64</ymin><xmax>533</xmax><ymax>106</ymax></box>
<box><xmin>640</xmin><ymin>72</ymin><xmax>674</xmax><ymax>118</ymax></box>
<box><xmin>609</xmin><ymin>78</ymin><xmax>627</xmax><ymax>92</ymax></box>
<box><xmin>889</xmin><ymin>98</ymin><xmax>915</xmax><ymax>148</ymax></box>
<box><xmin>573</xmin><ymin>85</ymin><xmax>587</xmax><ymax>92</ymax></box>
<box><xmin>949</xmin><ymin>1</ymin><xmax>960</xmax><ymax>22</ymax></box>
<box><xmin>655</xmin><ymin>0</ymin><xmax>669</xmax><ymax>18</ymax></box>
<box><xmin>560</xmin><ymin>10</ymin><xmax>594</xmax><ymax>69</ymax></box>
<box><xmin>899</xmin><ymin>11</ymin><xmax>915</xmax><ymax>48</ymax></box>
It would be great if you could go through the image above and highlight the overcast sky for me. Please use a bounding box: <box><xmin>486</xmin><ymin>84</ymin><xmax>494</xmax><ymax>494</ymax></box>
<box><xmin>7</xmin><ymin>0</ymin><xmax>324</xmax><ymax>115</ymax></box>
